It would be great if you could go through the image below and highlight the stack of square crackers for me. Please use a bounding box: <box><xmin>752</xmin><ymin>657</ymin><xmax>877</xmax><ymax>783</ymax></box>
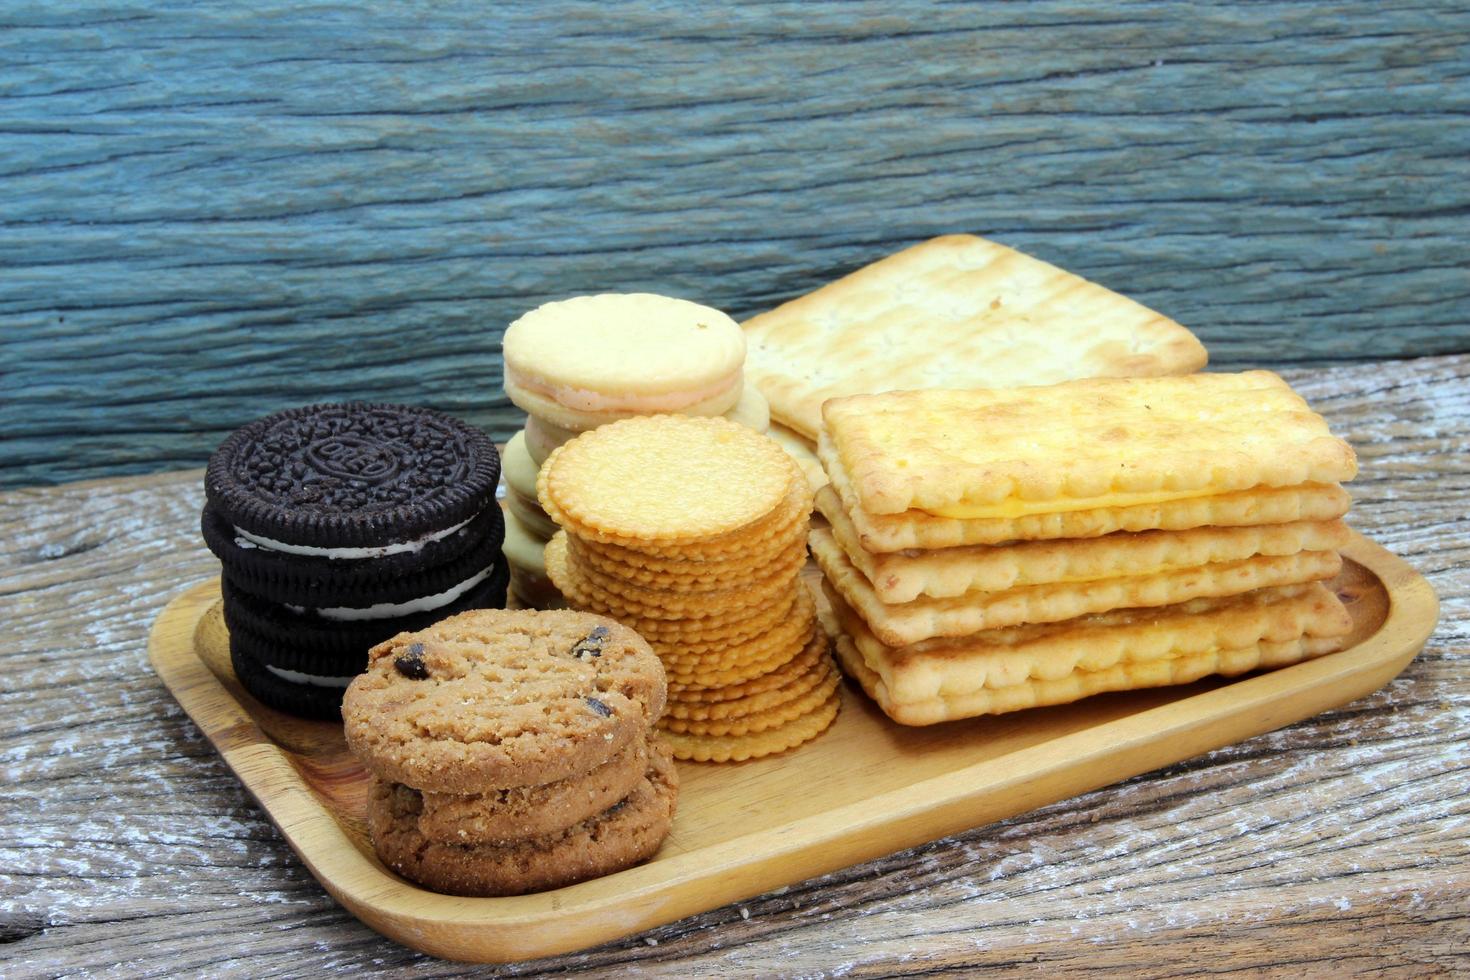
<box><xmin>812</xmin><ymin>372</ymin><xmax>1359</xmax><ymax>725</ymax></box>
<box><xmin>539</xmin><ymin>414</ymin><xmax>842</xmax><ymax>761</ymax></box>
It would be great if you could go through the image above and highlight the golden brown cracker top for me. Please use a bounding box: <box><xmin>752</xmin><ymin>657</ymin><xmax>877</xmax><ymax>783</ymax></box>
<box><xmin>742</xmin><ymin>234</ymin><xmax>1207</xmax><ymax>439</ymax></box>
<box><xmin>538</xmin><ymin>415</ymin><xmax>798</xmax><ymax>543</ymax></box>
<box><xmin>822</xmin><ymin>371</ymin><xmax>1357</xmax><ymax>516</ymax></box>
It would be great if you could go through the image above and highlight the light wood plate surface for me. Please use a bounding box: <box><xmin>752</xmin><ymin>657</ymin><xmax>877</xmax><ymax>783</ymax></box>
<box><xmin>148</xmin><ymin>529</ymin><xmax>1437</xmax><ymax>964</ymax></box>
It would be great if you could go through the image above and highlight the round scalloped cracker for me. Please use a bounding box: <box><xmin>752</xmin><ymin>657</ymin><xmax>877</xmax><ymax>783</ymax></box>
<box><xmin>666</xmin><ymin>654</ymin><xmax>837</xmax><ymax>721</ymax></box>
<box><xmin>569</xmin><ymin>530</ymin><xmax>809</xmax><ymax>591</ymax></box>
<box><xmin>667</xmin><ymin>627</ymin><xmax>827</xmax><ymax>701</ymax></box>
<box><xmin>663</xmin><ymin>621</ymin><xmax>818</xmax><ymax>690</ymax></box>
<box><xmin>547</xmin><ymin>533</ymin><xmax>801</xmax><ymax>644</ymax></box>
<box><xmin>661</xmin><ymin>690</ymin><xmax>841</xmax><ymax>762</ymax></box>
<box><xmin>570</xmin><ymin>547</ymin><xmax>807</xmax><ymax>617</ymax></box>
<box><xmin>659</xmin><ymin>665</ymin><xmax>841</xmax><ymax>735</ymax></box>
<box><xmin>657</xmin><ymin>592</ymin><xmax>816</xmax><ymax>667</ymax></box>
<box><xmin>557</xmin><ymin>478</ymin><xmax>811</xmax><ymax>561</ymax></box>
<box><xmin>539</xmin><ymin>416</ymin><xmax>804</xmax><ymax>546</ymax></box>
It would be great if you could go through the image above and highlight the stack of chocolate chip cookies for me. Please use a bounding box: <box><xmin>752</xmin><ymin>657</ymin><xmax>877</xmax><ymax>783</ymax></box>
<box><xmin>539</xmin><ymin>414</ymin><xmax>841</xmax><ymax>762</ymax></box>
<box><xmin>202</xmin><ymin>402</ymin><xmax>509</xmax><ymax>719</ymax></box>
<box><xmin>342</xmin><ymin>609</ymin><xmax>676</xmax><ymax>896</ymax></box>
<box><xmin>498</xmin><ymin>293</ymin><xmax>770</xmax><ymax>607</ymax></box>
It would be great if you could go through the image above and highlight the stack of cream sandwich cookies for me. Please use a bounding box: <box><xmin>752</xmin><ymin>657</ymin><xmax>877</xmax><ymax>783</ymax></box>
<box><xmin>499</xmin><ymin>293</ymin><xmax>771</xmax><ymax>606</ymax></box>
<box><xmin>813</xmin><ymin>372</ymin><xmax>1359</xmax><ymax>724</ymax></box>
<box><xmin>202</xmin><ymin>402</ymin><xmax>509</xmax><ymax>719</ymax></box>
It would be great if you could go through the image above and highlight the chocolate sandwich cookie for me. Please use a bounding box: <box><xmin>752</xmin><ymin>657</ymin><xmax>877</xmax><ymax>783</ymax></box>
<box><xmin>206</xmin><ymin>506</ymin><xmax>506</xmax><ymax>608</ymax></box>
<box><xmin>219</xmin><ymin>561</ymin><xmax>510</xmax><ymax>668</ymax></box>
<box><xmin>206</xmin><ymin>402</ymin><xmax>501</xmax><ymax>550</ymax></box>
<box><xmin>229</xmin><ymin>635</ymin><xmax>352</xmax><ymax>720</ymax></box>
<box><xmin>343</xmin><ymin>609</ymin><xmax>667</xmax><ymax>793</ymax></box>
<box><xmin>203</xmin><ymin>502</ymin><xmax>504</xmax><ymax>606</ymax></box>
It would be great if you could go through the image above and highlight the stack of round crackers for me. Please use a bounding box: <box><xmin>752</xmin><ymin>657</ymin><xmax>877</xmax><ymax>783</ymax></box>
<box><xmin>539</xmin><ymin>414</ymin><xmax>840</xmax><ymax>762</ymax></box>
<box><xmin>499</xmin><ymin>293</ymin><xmax>771</xmax><ymax>607</ymax></box>
<box><xmin>342</xmin><ymin>608</ymin><xmax>676</xmax><ymax>897</ymax></box>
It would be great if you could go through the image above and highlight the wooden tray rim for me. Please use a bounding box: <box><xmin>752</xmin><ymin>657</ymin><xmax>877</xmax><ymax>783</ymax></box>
<box><xmin>147</xmin><ymin>529</ymin><xmax>1439</xmax><ymax>961</ymax></box>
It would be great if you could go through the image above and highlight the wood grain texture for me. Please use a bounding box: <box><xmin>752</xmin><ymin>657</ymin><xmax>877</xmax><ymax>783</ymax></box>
<box><xmin>2</xmin><ymin>354</ymin><xmax>1467</xmax><ymax>977</ymax></box>
<box><xmin>4</xmin><ymin>1</ymin><xmax>1469</xmax><ymax>488</ymax></box>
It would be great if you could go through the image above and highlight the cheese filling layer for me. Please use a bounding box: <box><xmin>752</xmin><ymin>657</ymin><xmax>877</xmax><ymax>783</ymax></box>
<box><xmin>921</xmin><ymin>488</ymin><xmax>1219</xmax><ymax>521</ymax></box>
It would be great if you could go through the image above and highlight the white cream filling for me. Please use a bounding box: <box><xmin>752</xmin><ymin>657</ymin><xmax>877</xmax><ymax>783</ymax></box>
<box><xmin>507</xmin><ymin>364</ymin><xmax>741</xmax><ymax>414</ymax></box>
<box><xmin>234</xmin><ymin>513</ymin><xmax>477</xmax><ymax>559</ymax></box>
<box><xmin>265</xmin><ymin>665</ymin><xmax>355</xmax><ymax>688</ymax></box>
<box><xmin>286</xmin><ymin>564</ymin><xmax>494</xmax><ymax>621</ymax></box>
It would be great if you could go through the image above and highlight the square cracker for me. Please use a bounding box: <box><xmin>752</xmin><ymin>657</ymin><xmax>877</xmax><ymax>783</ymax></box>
<box><xmin>823</xmin><ymin>371</ymin><xmax>1357</xmax><ymax>516</ymax></box>
<box><xmin>743</xmin><ymin>234</ymin><xmax>1207</xmax><ymax>440</ymax></box>
<box><xmin>812</xmin><ymin>527</ymin><xmax>1344</xmax><ymax>646</ymax></box>
<box><xmin>817</xmin><ymin>484</ymin><xmax>1351</xmax><ymax>603</ymax></box>
<box><xmin>826</xmin><ymin>581</ymin><xmax>1352</xmax><ymax>724</ymax></box>
<box><xmin>821</xmin><ymin>441</ymin><xmax>1353</xmax><ymax>552</ymax></box>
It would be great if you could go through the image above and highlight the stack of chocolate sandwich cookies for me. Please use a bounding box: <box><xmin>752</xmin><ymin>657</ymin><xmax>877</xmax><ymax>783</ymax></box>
<box><xmin>342</xmin><ymin>609</ymin><xmax>676</xmax><ymax>896</ymax></box>
<box><xmin>813</xmin><ymin>372</ymin><xmax>1359</xmax><ymax>724</ymax></box>
<box><xmin>539</xmin><ymin>415</ymin><xmax>841</xmax><ymax>762</ymax></box>
<box><xmin>202</xmin><ymin>403</ymin><xmax>508</xmax><ymax>719</ymax></box>
<box><xmin>498</xmin><ymin>293</ymin><xmax>772</xmax><ymax>606</ymax></box>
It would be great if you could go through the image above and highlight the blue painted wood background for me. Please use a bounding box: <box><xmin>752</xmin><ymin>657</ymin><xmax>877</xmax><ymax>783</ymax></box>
<box><xmin>4</xmin><ymin>1</ymin><xmax>1468</xmax><ymax>488</ymax></box>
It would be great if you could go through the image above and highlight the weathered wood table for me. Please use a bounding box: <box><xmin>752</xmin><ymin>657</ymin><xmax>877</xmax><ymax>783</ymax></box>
<box><xmin>3</xmin><ymin>354</ymin><xmax>1466</xmax><ymax>977</ymax></box>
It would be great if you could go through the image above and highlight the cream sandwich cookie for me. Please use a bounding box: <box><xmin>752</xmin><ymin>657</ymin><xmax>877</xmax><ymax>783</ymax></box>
<box><xmin>203</xmin><ymin>402</ymin><xmax>508</xmax><ymax>719</ymax></box>
<box><xmin>503</xmin><ymin>293</ymin><xmax>746</xmax><ymax>432</ymax></box>
<box><xmin>502</xmin><ymin>430</ymin><xmax>560</xmax><ymax>540</ymax></box>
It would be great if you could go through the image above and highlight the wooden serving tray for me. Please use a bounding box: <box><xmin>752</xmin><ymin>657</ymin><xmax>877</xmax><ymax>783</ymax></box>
<box><xmin>149</xmin><ymin>529</ymin><xmax>1436</xmax><ymax>964</ymax></box>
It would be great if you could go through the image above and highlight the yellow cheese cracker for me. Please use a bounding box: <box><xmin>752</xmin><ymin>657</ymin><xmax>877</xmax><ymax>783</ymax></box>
<box><xmin>822</xmin><ymin>373</ymin><xmax>1357</xmax><ymax>517</ymax></box>
<box><xmin>826</xmin><ymin>581</ymin><xmax>1351</xmax><ymax>708</ymax></box>
<box><xmin>818</xmin><ymin>484</ymin><xmax>1350</xmax><ymax>603</ymax></box>
<box><xmin>743</xmin><ymin>234</ymin><xmax>1206</xmax><ymax>439</ymax></box>
<box><xmin>813</xmin><ymin>527</ymin><xmax>1343</xmax><ymax>645</ymax></box>
<box><xmin>823</xmin><ymin>443</ymin><xmax>1352</xmax><ymax>552</ymax></box>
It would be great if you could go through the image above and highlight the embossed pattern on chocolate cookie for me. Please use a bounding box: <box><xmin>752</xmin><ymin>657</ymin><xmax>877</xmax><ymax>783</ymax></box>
<box><xmin>205</xmin><ymin>402</ymin><xmax>500</xmax><ymax>547</ymax></box>
<box><xmin>342</xmin><ymin>609</ymin><xmax>667</xmax><ymax>793</ymax></box>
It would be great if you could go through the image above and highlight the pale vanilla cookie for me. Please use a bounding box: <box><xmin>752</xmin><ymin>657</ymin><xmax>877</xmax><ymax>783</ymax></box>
<box><xmin>659</xmin><ymin>665</ymin><xmax>841</xmax><ymax>736</ymax></box>
<box><xmin>818</xmin><ymin>485</ymin><xmax>1351</xmax><ymax>603</ymax></box>
<box><xmin>723</xmin><ymin>383</ymin><xmax>771</xmax><ymax>433</ymax></box>
<box><xmin>501</xmin><ymin>507</ymin><xmax>565</xmax><ymax>610</ymax></box>
<box><xmin>666</xmin><ymin>655</ymin><xmax>838</xmax><ymax>721</ymax></box>
<box><xmin>812</xmin><ymin>527</ymin><xmax>1344</xmax><ymax>645</ymax></box>
<box><xmin>822</xmin><ymin>373</ymin><xmax>1357</xmax><ymax>518</ymax></box>
<box><xmin>826</xmin><ymin>580</ymin><xmax>1352</xmax><ymax>722</ymax></box>
<box><xmin>823</xmin><ymin>443</ymin><xmax>1354</xmax><ymax>552</ymax></box>
<box><xmin>342</xmin><ymin>609</ymin><xmax>666</xmax><ymax>793</ymax></box>
<box><xmin>524</xmin><ymin>414</ymin><xmax>578</xmax><ymax>467</ymax></box>
<box><xmin>502</xmin><ymin>431</ymin><xmax>560</xmax><ymax>540</ymax></box>
<box><xmin>539</xmin><ymin>415</ymin><xmax>800</xmax><ymax>546</ymax></box>
<box><xmin>412</xmin><ymin>739</ymin><xmax>649</xmax><ymax>845</ymax></box>
<box><xmin>768</xmin><ymin>422</ymin><xmax>827</xmax><ymax>492</ymax></box>
<box><xmin>662</xmin><ymin>690</ymin><xmax>841</xmax><ymax>762</ymax></box>
<box><xmin>570</xmin><ymin>530</ymin><xmax>809</xmax><ymax>590</ymax></box>
<box><xmin>504</xmin><ymin>292</ymin><xmax>746</xmax><ymax>431</ymax></box>
<box><xmin>743</xmin><ymin>234</ymin><xmax>1206</xmax><ymax>439</ymax></box>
